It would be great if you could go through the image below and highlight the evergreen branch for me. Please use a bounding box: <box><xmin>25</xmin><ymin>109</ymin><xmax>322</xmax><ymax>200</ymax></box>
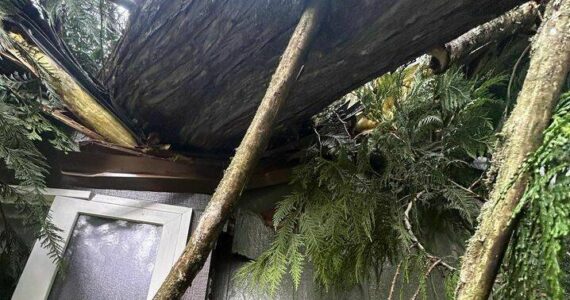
<box><xmin>0</xmin><ymin>62</ymin><xmax>76</xmax><ymax>292</ymax></box>
<box><xmin>387</xmin><ymin>260</ymin><xmax>403</xmax><ymax>300</ymax></box>
<box><xmin>240</xmin><ymin>62</ymin><xmax>505</xmax><ymax>293</ymax></box>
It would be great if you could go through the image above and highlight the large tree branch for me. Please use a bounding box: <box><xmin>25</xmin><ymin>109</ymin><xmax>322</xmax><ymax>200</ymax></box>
<box><xmin>430</xmin><ymin>1</ymin><xmax>539</xmax><ymax>73</ymax></box>
<box><xmin>455</xmin><ymin>1</ymin><xmax>570</xmax><ymax>299</ymax></box>
<box><xmin>152</xmin><ymin>1</ymin><xmax>328</xmax><ymax>299</ymax></box>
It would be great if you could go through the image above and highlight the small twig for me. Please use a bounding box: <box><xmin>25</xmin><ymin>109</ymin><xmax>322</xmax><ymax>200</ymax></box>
<box><xmin>404</xmin><ymin>192</ymin><xmax>426</xmax><ymax>251</ymax></box>
<box><xmin>468</xmin><ymin>173</ymin><xmax>485</xmax><ymax>190</ymax></box>
<box><xmin>353</xmin><ymin>128</ymin><xmax>374</xmax><ymax>139</ymax></box>
<box><xmin>313</xmin><ymin>127</ymin><xmax>323</xmax><ymax>156</ymax></box>
<box><xmin>388</xmin><ymin>261</ymin><xmax>403</xmax><ymax>300</ymax></box>
<box><xmin>448</xmin><ymin>178</ymin><xmax>484</xmax><ymax>203</ymax></box>
<box><xmin>411</xmin><ymin>259</ymin><xmax>442</xmax><ymax>300</ymax></box>
<box><xmin>389</xmin><ymin>132</ymin><xmax>406</xmax><ymax>143</ymax></box>
<box><xmin>404</xmin><ymin>192</ymin><xmax>457</xmax><ymax>272</ymax></box>
<box><xmin>505</xmin><ymin>44</ymin><xmax>531</xmax><ymax>121</ymax></box>
<box><xmin>335</xmin><ymin>111</ymin><xmax>352</xmax><ymax>138</ymax></box>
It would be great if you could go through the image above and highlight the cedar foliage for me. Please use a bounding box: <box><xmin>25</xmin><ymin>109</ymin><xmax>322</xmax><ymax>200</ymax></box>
<box><xmin>0</xmin><ymin>0</ymin><xmax>122</xmax><ymax>296</ymax></box>
<box><xmin>0</xmin><ymin>71</ymin><xmax>75</xmax><ymax>296</ymax></box>
<box><xmin>237</xmin><ymin>63</ymin><xmax>507</xmax><ymax>295</ymax></box>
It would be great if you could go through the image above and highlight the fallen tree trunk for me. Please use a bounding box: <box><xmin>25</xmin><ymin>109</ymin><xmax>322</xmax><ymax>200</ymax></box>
<box><xmin>456</xmin><ymin>1</ymin><xmax>570</xmax><ymax>299</ymax></box>
<box><xmin>430</xmin><ymin>1</ymin><xmax>539</xmax><ymax>73</ymax></box>
<box><xmin>102</xmin><ymin>0</ymin><xmax>525</xmax><ymax>152</ymax></box>
<box><xmin>152</xmin><ymin>1</ymin><xmax>326</xmax><ymax>299</ymax></box>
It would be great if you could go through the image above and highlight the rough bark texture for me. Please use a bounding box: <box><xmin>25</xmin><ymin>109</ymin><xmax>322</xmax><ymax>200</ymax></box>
<box><xmin>456</xmin><ymin>1</ymin><xmax>570</xmax><ymax>299</ymax></box>
<box><xmin>430</xmin><ymin>1</ymin><xmax>539</xmax><ymax>73</ymax></box>
<box><xmin>102</xmin><ymin>0</ymin><xmax>524</xmax><ymax>152</ymax></box>
<box><xmin>152</xmin><ymin>1</ymin><xmax>326</xmax><ymax>299</ymax></box>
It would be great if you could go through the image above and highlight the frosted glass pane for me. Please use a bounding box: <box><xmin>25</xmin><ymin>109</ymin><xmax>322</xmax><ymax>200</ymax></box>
<box><xmin>48</xmin><ymin>214</ymin><xmax>162</xmax><ymax>300</ymax></box>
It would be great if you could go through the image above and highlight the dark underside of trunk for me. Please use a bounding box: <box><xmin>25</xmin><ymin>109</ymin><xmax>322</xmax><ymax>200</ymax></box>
<box><xmin>102</xmin><ymin>0</ymin><xmax>524</xmax><ymax>153</ymax></box>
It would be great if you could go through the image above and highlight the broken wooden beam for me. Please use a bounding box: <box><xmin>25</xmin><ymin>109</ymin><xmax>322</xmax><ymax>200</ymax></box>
<box><xmin>42</xmin><ymin>107</ymin><xmax>106</xmax><ymax>141</ymax></box>
<box><xmin>152</xmin><ymin>1</ymin><xmax>328</xmax><ymax>298</ymax></box>
<box><xmin>4</xmin><ymin>33</ymin><xmax>138</xmax><ymax>147</ymax></box>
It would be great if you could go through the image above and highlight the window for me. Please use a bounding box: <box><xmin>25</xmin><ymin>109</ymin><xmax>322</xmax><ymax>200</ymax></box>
<box><xmin>13</xmin><ymin>195</ymin><xmax>192</xmax><ymax>300</ymax></box>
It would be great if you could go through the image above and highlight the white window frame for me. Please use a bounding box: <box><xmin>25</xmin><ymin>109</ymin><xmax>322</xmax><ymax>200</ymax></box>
<box><xmin>12</xmin><ymin>195</ymin><xmax>192</xmax><ymax>300</ymax></box>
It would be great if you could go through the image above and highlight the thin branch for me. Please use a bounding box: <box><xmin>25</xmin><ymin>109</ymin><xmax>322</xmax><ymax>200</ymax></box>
<box><xmin>404</xmin><ymin>192</ymin><xmax>457</xmax><ymax>272</ymax></box>
<box><xmin>447</xmin><ymin>178</ymin><xmax>485</xmax><ymax>203</ymax></box>
<box><xmin>468</xmin><ymin>173</ymin><xmax>485</xmax><ymax>190</ymax></box>
<box><xmin>335</xmin><ymin>111</ymin><xmax>352</xmax><ymax>138</ymax></box>
<box><xmin>388</xmin><ymin>261</ymin><xmax>403</xmax><ymax>300</ymax></box>
<box><xmin>411</xmin><ymin>259</ymin><xmax>442</xmax><ymax>300</ymax></box>
<box><xmin>504</xmin><ymin>44</ymin><xmax>531</xmax><ymax>121</ymax></box>
<box><xmin>404</xmin><ymin>192</ymin><xmax>426</xmax><ymax>250</ymax></box>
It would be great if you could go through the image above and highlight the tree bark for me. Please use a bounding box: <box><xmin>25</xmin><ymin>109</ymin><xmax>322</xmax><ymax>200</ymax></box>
<box><xmin>455</xmin><ymin>1</ymin><xmax>570</xmax><ymax>299</ymax></box>
<box><xmin>102</xmin><ymin>0</ymin><xmax>525</xmax><ymax>152</ymax></box>
<box><xmin>430</xmin><ymin>1</ymin><xmax>539</xmax><ymax>73</ymax></box>
<box><xmin>152</xmin><ymin>1</ymin><xmax>327</xmax><ymax>299</ymax></box>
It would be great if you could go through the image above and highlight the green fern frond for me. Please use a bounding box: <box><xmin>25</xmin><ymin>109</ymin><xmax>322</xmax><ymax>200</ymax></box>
<box><xmin>436</xmin><ymin>68</ymin><xmax>472</xmax><ymax>112</ymax></box>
